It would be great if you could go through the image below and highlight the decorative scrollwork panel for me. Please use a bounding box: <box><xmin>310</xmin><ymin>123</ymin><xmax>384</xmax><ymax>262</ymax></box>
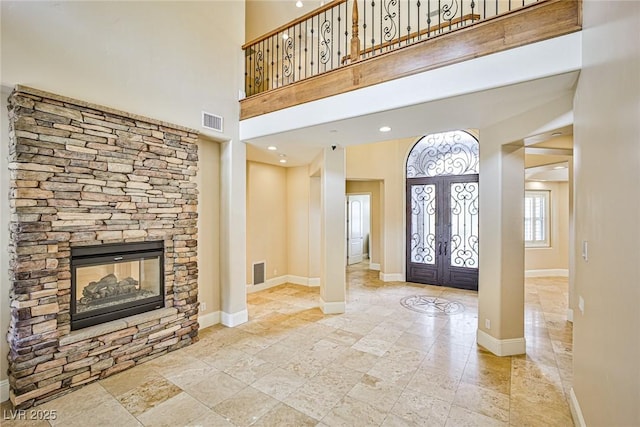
<box><xmin>407</xmin><ymin>130</ymin><xmax>479</xmax><ymax>178</ymax></box>
<box><xmin>383</xmin><ymin>0</ymin><xmax>398</xmax><ymax>42</ymax></box>
<box><xmin>449</xmin><ymin>181</ymin><xmax>479</xmax><ymax>269</ymax></box>
<box><xmin>410</xmin><ymin>184</ymin><xmax>437</xmax><ymax>265</ymax></box>
<box><xmin>319</xmin><ymin>19</ymin><xmax>332</xmax><ymax>65</ymax></box>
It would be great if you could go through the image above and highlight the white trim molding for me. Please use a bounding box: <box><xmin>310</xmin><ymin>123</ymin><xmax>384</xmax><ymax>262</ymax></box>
<box><xmin>369</xmin><ymin>263</ymin><xmax>381</xmax><ymax>271</ymax></box>
<box><xmin>567</xmin><ymin>308</ymin><xmax>574</xmax><ymax>323</ymax></box>
<box><xmin>1</xmin><ymin>379</ymin><xmax>8</xmax><ymax>403</ymax></box>
<box><xmin>246</xmin><ymin>275</ymin><xmax>287</xmax><ymax>293</ymax></box>
<box><xmin>283</xmin><ymin>275</ymin><xmax>308</xmax><ymax>286</ymax></box>
<box><xmin>221</xmin><ymin>309</ymin><xmax>248</xmax><ymax>327</ymax></box>
<box><xmin>380</xmin><ymin>272</ymin><xmax>404</xmax><ymax>282</ymax></box>
<box><xmin>525</xmin><ymin>269</ymin><xmax>569</xmax><ymax>278</ymax></box>
<box><xmin>288</xmin><ymin>275</ymin><xmax>321</xmax><ymax>287</ymax></box>
<box><xmin>198</xmin><ymin>311</ymin><xmax>221</xmax><ymax>330</ymax></box>
<box><xmin>247</xmin><ymin>275</ymin><xmax>322</xmax><ymax>292</ymax></box>
<box><xmin>321</xmin><ymin>298</ymin><xmax>346</xmax><ymax>314</ymax></box>
<box><xmin>477</xmin><ymin>329</ymin><xmax>526</xmax><ymax>356</ymax></box>
<box><xmin>569</xmin><ymin>388</ymin><xmax>586</xmax><ymax>427</ymax></box>
<box><xmin>308</xmin><ymin>277</ymin><xmax>320</xmax><ymax>287</ymax></box>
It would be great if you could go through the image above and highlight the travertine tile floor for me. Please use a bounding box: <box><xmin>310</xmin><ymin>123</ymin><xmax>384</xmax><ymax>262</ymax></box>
<box><xmin>2</xmin><ymin>263</ymin><xmax>573</xmax><ymax>426</ymax></box>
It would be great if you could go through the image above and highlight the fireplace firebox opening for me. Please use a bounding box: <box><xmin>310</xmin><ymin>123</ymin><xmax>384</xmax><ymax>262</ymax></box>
<box><xmin>71</xmin><ymin>241</ymin><xmax>165</xmax><ymax>330</ymax></box>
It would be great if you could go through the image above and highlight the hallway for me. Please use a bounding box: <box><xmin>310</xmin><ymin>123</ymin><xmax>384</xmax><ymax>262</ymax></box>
<box><xmin>2</xmin><ymin>264</ymin><xmax>573</xmax><ymax>426</ymax></box>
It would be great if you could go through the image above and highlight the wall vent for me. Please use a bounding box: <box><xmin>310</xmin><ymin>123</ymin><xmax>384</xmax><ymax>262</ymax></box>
<box><xmin>253</xmin><ymin>262</ymin><xmax>265</xmax><ymax>286</ymax></box>
<box><xmin>202</xmin><ymin>111</ymin><xmax>223</xmax><ymax>132</ymax></box>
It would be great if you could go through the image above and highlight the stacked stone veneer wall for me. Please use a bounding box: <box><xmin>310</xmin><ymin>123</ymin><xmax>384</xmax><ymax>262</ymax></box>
<box><xmin>6</xmin><ymin>86</ymin><xmax>200</xmax><ymax>408</ymax></box>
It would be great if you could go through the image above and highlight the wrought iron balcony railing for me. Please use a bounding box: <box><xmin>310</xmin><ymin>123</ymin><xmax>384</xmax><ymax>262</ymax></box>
<box><xmin>243</xmin><ymin>0</ymin><xmax>543</xmax><ymax>97</ymax></box>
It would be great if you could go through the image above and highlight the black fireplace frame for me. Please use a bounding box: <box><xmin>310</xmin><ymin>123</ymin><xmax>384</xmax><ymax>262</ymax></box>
<box><xmin>70</xmin><ymin>241</ymin><xmax>165</xmax><ymax>330</ymax></box>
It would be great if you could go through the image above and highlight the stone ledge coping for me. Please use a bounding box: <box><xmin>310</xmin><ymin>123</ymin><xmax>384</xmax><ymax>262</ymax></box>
<box><xmin>59</xmin><ymin>307</ymin><xmax>178</xmax><ymax>346</ymax></box>
<box><xmin>14</xmin><ymin>85</ymin><xmax>199</xmax><ymax>134</ymax></box>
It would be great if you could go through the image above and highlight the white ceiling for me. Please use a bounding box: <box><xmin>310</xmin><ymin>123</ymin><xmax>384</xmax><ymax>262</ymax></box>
<box><xmin>244</xmin><ymin>71</ymin><xmax>580</xmax><ymax>167</ymax></box>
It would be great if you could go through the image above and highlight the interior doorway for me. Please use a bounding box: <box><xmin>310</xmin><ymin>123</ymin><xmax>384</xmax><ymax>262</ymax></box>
<box><xmin>406</xmin><ymin>130</ymin><xmax>479</xmax><ymax>291</ymax></box>
<box><xmin>346</xmin><ymin>194</ymin><xmax>370</xmax><ymax>265</ymax></box>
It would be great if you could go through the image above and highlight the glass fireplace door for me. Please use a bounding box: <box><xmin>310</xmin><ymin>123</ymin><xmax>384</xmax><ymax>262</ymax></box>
<box><xmin>71</xmin><ymin>241</ymin><xmax>164</xmax><ymax>330</ymax></box>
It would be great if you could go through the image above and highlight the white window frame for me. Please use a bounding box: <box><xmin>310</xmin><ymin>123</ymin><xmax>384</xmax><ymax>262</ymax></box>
<box><xmin>524</xmin><ymin>190</ymin><xmax>550</xmax><ymax>248</ymax></box>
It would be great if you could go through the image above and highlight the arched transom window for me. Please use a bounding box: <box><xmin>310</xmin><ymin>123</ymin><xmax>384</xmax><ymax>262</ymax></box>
<box><xmin>406</xmin><ymin>130</ymin><xmax>479</xmax><ymax>178</ymax></box>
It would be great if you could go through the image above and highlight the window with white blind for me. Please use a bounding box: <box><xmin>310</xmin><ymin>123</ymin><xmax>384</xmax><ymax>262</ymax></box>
<box><xmin>524</xmin><ymin>190</ymin><xmax>550</xmax><ymax>247</ymax></box>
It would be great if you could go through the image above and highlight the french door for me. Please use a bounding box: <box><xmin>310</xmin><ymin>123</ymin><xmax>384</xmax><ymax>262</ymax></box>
<box><xmin>406</xmin><ymin>174</ymin><xmax>479</xmax><ymax>290</ymax></box>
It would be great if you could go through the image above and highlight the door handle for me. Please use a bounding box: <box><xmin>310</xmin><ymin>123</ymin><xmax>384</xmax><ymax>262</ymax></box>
<box><xmin>438</xmin><ymin>242</ymin><xmax>442</xmax><ymax>255</ymax></box>
<box><xmin>444</xmin><ymin>241</ymin><xmax>447</xmax><ymax>256</ymax></box>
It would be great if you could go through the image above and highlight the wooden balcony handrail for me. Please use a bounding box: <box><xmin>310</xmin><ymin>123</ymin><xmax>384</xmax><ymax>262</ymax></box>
<box><xmin>342</xmin><ymin>13</ymin><xmax>481</xmax><ymax>64</ymax></box>
<box><xmin>242</xmin><ymin>0</ymin><xmax>349</xmax><ymax>50</ymax></box>
<box><xmin>242</xmin><ymin>0</ymin><xmax>567</xmax><ymax>100</ymax></box>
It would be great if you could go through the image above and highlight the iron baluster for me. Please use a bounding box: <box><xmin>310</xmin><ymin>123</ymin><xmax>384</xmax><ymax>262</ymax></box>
<box><xmin>304</xmin><ymin>20</ymin><xmax>308</xmax><ymax>79</ymax></box>
<box><xmin>363</xmin><ymin>0</ymin><xmax>367</xmax><ymax>58</ymax></box>
<box><xmin>417</xmin><ymin>0</ymin><xmax>421</xmax><ymax>40</ymax></box>
<box><xmin>331</xmin><ymin>7</ymin><xmax>335</xmax><ymax>69</ymax></box>
<box><xmin>337</xmin><ymin>4</ymin><xmax>341</xmax><ymax>65</ymax></box>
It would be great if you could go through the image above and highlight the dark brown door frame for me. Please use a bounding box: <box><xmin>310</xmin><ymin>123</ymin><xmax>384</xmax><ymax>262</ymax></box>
<box><xmin>406</xmin><ymin>174</ymin><xmax>479</xmax><ymax>291</ymax></box>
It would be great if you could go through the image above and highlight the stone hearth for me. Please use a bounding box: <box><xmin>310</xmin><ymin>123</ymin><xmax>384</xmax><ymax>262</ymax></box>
<box><xmin>6</xmin><ymin>86</ymin><xmax>200</xmax><ymax>408</ymax></box>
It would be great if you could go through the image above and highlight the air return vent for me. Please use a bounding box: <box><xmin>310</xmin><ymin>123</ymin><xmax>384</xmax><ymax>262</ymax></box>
<box><xmin>202</xmin><ymin>111</ymin><xmax>223</xmax><ymax>132</ymax></box>
<box><xmin>253</xmin><ymin>262</ymin><xmax>265</xmax><ymax>286</ymax></box>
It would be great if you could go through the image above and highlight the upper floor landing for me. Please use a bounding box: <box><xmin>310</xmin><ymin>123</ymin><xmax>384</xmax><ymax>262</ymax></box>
<box><xmin>240</xmin><ymin>0</ymin><xmax>581</xmax><ymax>121</ymax></box>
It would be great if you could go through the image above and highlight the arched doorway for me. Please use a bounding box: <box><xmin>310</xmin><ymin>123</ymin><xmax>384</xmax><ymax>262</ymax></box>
<box><xmin>406</xmin><ymin>130</ymin><xmax>479</xmax><ymax>291</ymax></box>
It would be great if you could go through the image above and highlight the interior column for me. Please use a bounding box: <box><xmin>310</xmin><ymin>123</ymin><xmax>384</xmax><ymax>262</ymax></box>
<box><xmin>477</xmin><ymin>140</ymin><xmax>526</xmax><ymax>356</ymax></box>
<box><xmin>220</xmin><ymin>139</ymin><xmax>248</xmax><ymax>326</ymax></box>
<box><xmin>320</xmin><ymin>146</ymin><xmax>346</xmax><ymax>313</ymax></box>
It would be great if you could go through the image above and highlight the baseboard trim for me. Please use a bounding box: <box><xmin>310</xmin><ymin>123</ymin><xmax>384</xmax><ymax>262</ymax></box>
<box><xmin>567</xmin><ymin>308</ymin><xmax>574</xmax><ymax>323</ymax></box>
<box><xmin>247</xmin><ymin>275</ymin><xmax>322</xmax><ymax>292</ymax></box>
<box><xmin>285</xmin><ymin>275</ymin><xmax>305</xmax><ymax>286</ymax></box>
<box><xmin>369</xmin><ymin>263</ymin><xmax>381</xmax><ymax>271</ymax></box>
<box><xmin>569</xmin><ymin>387</ymin><xmax>586</xmax><ymax>427</ymax></box>
<box><xmin>308</xmin><ymin>277</ymin><xmax>320</xmax><ymax>287</ymax></box>
<box><xmin>320</xmin><ymin>298</ymin><xmax>345</xmax><ymax>314</ymax></box>
<box><xmin>246</xmin><ymin>275</ymin><xmax>287</xmax><ymax>293</ymax></box>
<box><xmin>525</xmin><ymin>269</ymin><xmax>569</xmax><ymax>277</ymax></box>
<box><xmin>288</xmin><ymin>275</ymin><xmax>320</xmax><ymax>287</ymax></box>
<box><xmin>221</xmin><ymin>309</ymin><xmax>248</xmax><ymax>327</ymax></box>
<box><xmin>198</xmin><ymin>311</ymin><xmax>221</xmax><ymax>330</ymax></box>
<box><xmin>1</xmin><ymin>379</ymin><xmax>8</xmax><ymax>403</ymax></box>
<box><xmin>380</xmin><ymin>272</ymin><xmax>404</xmax><ymax>282</ymax></box>
<box><xmin>477</xmin><ymin>329</ymin><xmax>526</xmax><ymax>356</ymax></box>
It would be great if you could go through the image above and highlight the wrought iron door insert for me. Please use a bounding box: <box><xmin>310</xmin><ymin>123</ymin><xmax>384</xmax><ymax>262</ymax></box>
<box><xmin>406</xmin><ymin>130</ymin><xmax>479</xmax><ymax>291</ymax></box>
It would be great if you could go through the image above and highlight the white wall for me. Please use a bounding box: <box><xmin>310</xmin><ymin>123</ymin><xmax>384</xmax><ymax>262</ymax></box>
<box><xmin>287</xmin><ymin>166</ymin><xmax>311</xmax><ymax>279</ymax></box>
<box><xmin>572</xmin><ymin>1</ymin><xmax>640</xmax><ymax>425</ymax></box>
<box><xmin>524</xmin><ymin>181</ymin><xmax>569</xmax><ymax>272</ymax></box>
<box><xmin>346</xmin><ymin>138</ymin><xmax>415</xmax><ymax>279</ymax></box>
<box><xmin>246</xmin><ymin>0</ymin><xmax>316</xmax><ymax>41</ymax></box>
<box><xmin>347</xmin><ymin>180</ymin><xmax>382</xmax><ymax>265</ymax></box>
<box><xmin>246</xmin><ymin>161</ymin><xmax>288</xmax><ymax>283</ymax></box>
<box><xmin>0</xmin><ymin>0</ymin><xmax>245</xmax><ymax>387</ymax></box>
<box><xmin>197</xmin><ymin>139</ymin><xmax>221</xmax><ymax>316</ymax></box>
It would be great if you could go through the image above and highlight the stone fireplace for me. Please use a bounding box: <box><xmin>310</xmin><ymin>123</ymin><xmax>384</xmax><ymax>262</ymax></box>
<box><xmin>6</xmin><ymin>86</ymin><xmax>200</xmax><ymax>408</ymax></box>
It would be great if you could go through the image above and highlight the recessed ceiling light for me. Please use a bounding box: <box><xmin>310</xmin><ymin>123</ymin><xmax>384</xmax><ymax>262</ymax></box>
<box><xmin>279</xmin><ymin>159</ymin><xmax>287</xmax><ymax>163</ymax></box>
<box><xmin>296</xmin><ymin>0</ymin><xmax>303</xmax><ymax>7</ymax></box>
<box><xmin>553</xmin><ymin>165</ymin><xmax>566</xmax><ymax>170</ymax></box>
<box><xmin>279</xmin><ymin>154</ymin><xmax>286</xmax><ymax>157</ymax></box>
<box><xmin>267</xmin><ymin>146</ymin><xmax>277</xmax><ymax>151</ymax></box>
<box><xmin>551</xmin><ymin>132</ymin><xmax>562</xmax><ymax>137</ymax></box>
<box><xmin>282</xmin><ymin>33</ymin><xmax>289</xmax><ymax>40</ymax></box>
<box><xmin>379</xmin><ymin>126</ymin><xmax>392</xmax><ymax>132</ymax></box>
